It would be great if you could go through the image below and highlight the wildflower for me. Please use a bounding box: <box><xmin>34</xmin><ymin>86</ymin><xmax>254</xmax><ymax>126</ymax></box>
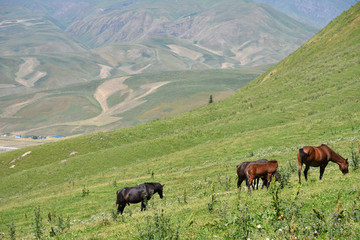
<box><xmin>257</xmin><ymin>224</ymin><xmax>262</xmax><ymax>229</ymax></box>
<box><xmin>245</xmin><ymin>206</ymin><xmax>248</xmax><ymax>209</ymax></box>
<box><xmin>241</xmin><ymin>216</ymin><xmax>243</xmax><ymax>218</ymax></box>
<box><xmin>279</xmin><ymin>228</ymin><xmax>282</xmax><ymax>232</ymax></box>
<box><xmin>314</xmin><ymin>230</ymin><xmax>318</xmax><ymax>235</ymax></box>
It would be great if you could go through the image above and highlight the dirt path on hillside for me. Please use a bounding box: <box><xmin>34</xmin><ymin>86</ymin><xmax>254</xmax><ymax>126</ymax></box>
<box><xmin>94</xmin><ymin>77</ymin><xmax>129</xmax><ymax>113</ymax></box>
<box><xmin>13</xmin><ymin>77</ymin><xmax>170</xmax><ymax>135</ymax></box>
<box><xmin>69</xmin><ymin>78</ymin><xmax>170</xmax><ymax>127</ymax></box>
<box><xmin>167</xmin><ymin>45</ymin><xmax>203</xmax><ymax>60</ymax></box>
<box><xmin>98</xmin><ymin>64</ymin><xmax>112</xmax><ymax>79</ymax></box>
<box><xmin>118</xmin><ymin>63</ymin><xmax>152</xmax><ymax>75</ymax></box>
<box><xmin>259</xmin><ymin>69</ymin><xmax>277</xmax><ymax>85</ymax></box>
<box><xmin>15</xmin><ymin>57</ymin><xmax>47</xmax><ymax>88</ymax></box>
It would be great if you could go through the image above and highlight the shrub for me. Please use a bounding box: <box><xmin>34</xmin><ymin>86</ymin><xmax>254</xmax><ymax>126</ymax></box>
<box><xmin>350</xmin><ymin>143</ymin><xmax>359</xmax><ymax>170</ymax></box>
<box><xmin>82</xmin><ymin>186</ymin><xmax>90</xmax><ymax>197</ymax></box>
<box><xmin>7</xmin><ymin>221</ymin><xmax>16</xmax><ymax>240</ymax></box>
<box><xmin>33</xmin><ymin>205</ymin><xmax>43</xmax><ymax>240</ymax></box>
<box><xmin>138</xmin><ymin>209</ymin><xmax>179</xmax><ymax>240</ymax></box>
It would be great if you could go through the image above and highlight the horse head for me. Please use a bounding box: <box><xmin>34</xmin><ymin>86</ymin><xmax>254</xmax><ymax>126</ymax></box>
<box><xmin>157</xmin><ymin>184</ymin><xmax>164</xmax><ymax>199</ymax></box>
<box><xmin>340</xmin><ymin>159</ymin><xmax>349</xmax><ymax>174</ymax></box>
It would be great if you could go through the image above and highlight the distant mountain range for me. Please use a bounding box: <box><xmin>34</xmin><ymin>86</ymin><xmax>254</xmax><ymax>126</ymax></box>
<box><xmin>255</xmin><ymin>0</ymin><xmax>359</xmax><ymax>28</ymax></box>
<box><xmin>0</xmin><ymin>0</ymin><xmax>355</xmax><ymax>137</ymax></box>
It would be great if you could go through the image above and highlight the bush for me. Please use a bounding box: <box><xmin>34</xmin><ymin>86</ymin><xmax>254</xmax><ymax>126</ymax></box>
<box><xmin>33</xmin><ymin>206</ymin><xmax>43</xmax><ymax>240</ymax></box>
<box><xmin>138</xmin><ymin>209</ymin><xmax>179</xmax><ymax>240</ymax></box>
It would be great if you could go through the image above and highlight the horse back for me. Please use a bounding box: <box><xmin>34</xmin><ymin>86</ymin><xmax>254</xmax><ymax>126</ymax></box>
<box><xmin>248</xmin><ymin>161</ymin><xmax>277</xmax><ymax>176</ymax></box>
<box><xmin>301</xmin><ymin>145</ymin><xmax>332</xmax><ymax>166</ymax></box>
<box><xmin>237</xmin><ymin>161</ymin><xmax>251</xmax><ymax>176</ymax></box>
<box><xmin>247</xmin><ymin>163</ymin><xmax>267</xmax><ymax>177</ymax></box>
<box><xmin>237</xmin><ymin>159</ymin><xmax>268</xmax><ymax>176</ymax></box>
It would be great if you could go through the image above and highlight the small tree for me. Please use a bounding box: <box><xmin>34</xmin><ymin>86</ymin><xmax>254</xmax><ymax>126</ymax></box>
<box><xmin>209</xmin><ymin>95</ymin><xmax>213</xmax><ymax>104</ymax></box>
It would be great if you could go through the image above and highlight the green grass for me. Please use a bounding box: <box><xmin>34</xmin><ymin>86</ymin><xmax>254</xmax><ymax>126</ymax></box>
<box><xmin>0</xmin><ymin>3</ymin><xmax>360</xmax><ymax>239</ymax></box>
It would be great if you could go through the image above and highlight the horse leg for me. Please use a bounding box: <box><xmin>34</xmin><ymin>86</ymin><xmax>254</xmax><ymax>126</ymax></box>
<box><xmin>237</xmin><ymin>177</ymin><xmax>244</xmax><ymax>188</ymax></box>
<box><xmin>319</xmin><ymin>163</ymin><xmax>328</xmax><ymax>180</ymax></box>
<box><xmin>251</xmin><ymin>177</ymin><xmax>257</xmax><ymax>190</ymax></box>
<box><xmin>266</xmin><ymin>174</ymin><xmax>272</xmax><ymax>190</ymax></box>
<box><xmin>261</xmin><ymin>177</ymin><xmax>267</xmax><ymax>189</ymax></box>
<box><xmin>247</xmin><ymin>176</ymin><xmax>254</xmax><ymax>194</ymax></box>
<box><xmin>117</xmin><ymin>204</ymin><xmax>125</xmax><ymax>215</ymax></box>
<box><xmin>141</xmin><ymin>201</ymin><xmax>147</xmax><ymax>211</ymax></box>
<box><xmin>304</xmin><ymin>165</ymin><xmax>310</xmax><ymax>181</ymax></box>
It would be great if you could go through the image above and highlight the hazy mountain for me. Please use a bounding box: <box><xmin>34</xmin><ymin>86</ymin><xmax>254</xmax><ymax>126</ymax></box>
<box><xmin>255</xmin><ymin>0</ymin><xmax>359</xmax><ymax>28</ymax></box>
<box><xmin>1</xmin><ymin>0</ymin><xmax>351</xmax><ymax>137</ymax></box>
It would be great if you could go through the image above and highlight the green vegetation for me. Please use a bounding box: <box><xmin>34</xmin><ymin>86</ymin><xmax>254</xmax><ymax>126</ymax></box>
<box><xmin>0</xmin><ymin>2</ymin><xmax>360</xmax><ymax>239</ymax></box>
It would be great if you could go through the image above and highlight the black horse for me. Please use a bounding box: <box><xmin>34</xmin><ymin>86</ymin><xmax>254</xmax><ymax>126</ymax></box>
<box><xmin>116</xmin><ymin>182</ymin><xmax>164</xmax><ymax>214</ymax></box>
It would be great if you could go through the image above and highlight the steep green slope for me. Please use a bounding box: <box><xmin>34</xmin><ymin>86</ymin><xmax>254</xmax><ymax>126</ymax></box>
<box><xmin>0</xmin><ymin>3</ymin><xmax>359</xmax><ymax>239</ymax></box>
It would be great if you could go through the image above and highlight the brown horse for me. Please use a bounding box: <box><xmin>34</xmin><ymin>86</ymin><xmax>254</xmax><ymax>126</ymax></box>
<box><xmin>246</xmin><ymin>160</ymin><xmax>278</xmax><ymax>193</ymax></box>
<box><xmin>116</xmin><ymin>182</ymin><xmax>164</xmax><ymax>214</ymax></box>
<box><xmin>236</xmin><ymin>159</ymin><xmax>268</xmax><ymax>189</ymax></box>
<box><xmin>297</xmin><ymin>144</ymin><xmax>349</xmax><ymax>184</ymax></box>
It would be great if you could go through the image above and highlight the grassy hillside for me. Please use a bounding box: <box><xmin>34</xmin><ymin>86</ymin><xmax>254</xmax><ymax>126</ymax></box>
<box><xmin>0</xmin><ymin>2</ymin><xmax>360</xmax><ymax>240</ymax></box>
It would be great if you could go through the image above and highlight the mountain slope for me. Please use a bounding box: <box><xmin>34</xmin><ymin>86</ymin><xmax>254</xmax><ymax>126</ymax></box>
<box><xmin>65</xmin><ymin>0</ymin><xmax>318</xmax><ymax>66</ymax></box>
<box><xmin>0</xmin><ymin>2</ymin><xmax>359</xmax><ymax>239</ymax></box>
<box><xmin>0</xmin><ymin>0</ymin><xmax>321</xmax><ymax>137</ymax></box>
<box><xmin>255</xmin><ymin>0</ymin><xmax>359</xmax><ymax>28</ymax></box>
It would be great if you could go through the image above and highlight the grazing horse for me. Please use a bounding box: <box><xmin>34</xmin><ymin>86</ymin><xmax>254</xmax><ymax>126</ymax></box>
<box><xmin>237</xmin><ymin>159</ymin><xmax>268</xmax><ymax>189</ymax></box>
<box><xmin>116</xmin><ymin>182</ymin><xmax>164</xmax><ymax>214</ymax></box>
<box><xmin>297</xmin><ymin>144</ymin><xmax>349</xmax><ymax>184</ymax></box>
<box><xmin>246</xmin><ymin>160</ymin><xmax>278</xmax><ymax>193</ymax></box>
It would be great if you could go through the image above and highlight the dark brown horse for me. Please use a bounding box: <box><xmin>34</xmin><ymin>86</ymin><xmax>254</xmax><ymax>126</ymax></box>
<box><xmin>237</xmin><ymin>159</ymin><xmax>268</xmax><ymax>189</ymax></box>
<box><xmin>297</xmin><ymin>144</ymin><xmax>349</xmax><ymax>184</ymax></box>
<box><xmin>116</xmin><ymin>182</ymin><xmax>164</xmax><ymax>214</ymax></box>
<box><xmin>246</xmin><ymin>160</ymin><xmax>278</xmax><ymax>193</ymax></box>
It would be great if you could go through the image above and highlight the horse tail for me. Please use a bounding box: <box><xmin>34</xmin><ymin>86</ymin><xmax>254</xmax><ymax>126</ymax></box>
<box><xmin>245</xmin><ymin>165</ymin><xmax>251</xmax><ymax>186</ymax></box>
<box><xmin>299</xmin><ymin>148</ymin><xmax>308</xmax><ymax>163</ymax></box>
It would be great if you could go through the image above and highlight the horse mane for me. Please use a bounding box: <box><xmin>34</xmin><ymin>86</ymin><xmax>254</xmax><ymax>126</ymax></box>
<box><xmin>144</xmin><ymin>182</ymin><xmax>162</xmax><ymax>189</ymax></box>
<box><xmin>321</xmin><ymin>144</ymin><xmax>346</xmax><ymax>161</ymax></box>
<box><xmin>144</xmin><ymin>182</ymin><xmax>158</xmax><ymax>186</ymax></box>
<box><xmin>268</xmin><ymin>160</ymin><xmax>278</xmax><ymax>163</ymax></box>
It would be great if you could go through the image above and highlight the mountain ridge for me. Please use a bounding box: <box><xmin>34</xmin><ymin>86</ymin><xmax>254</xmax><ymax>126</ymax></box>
<box><xmin>0</xmin><ymin>0</ymin><xmax>320</xmax><ymax>137</ymax></box>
